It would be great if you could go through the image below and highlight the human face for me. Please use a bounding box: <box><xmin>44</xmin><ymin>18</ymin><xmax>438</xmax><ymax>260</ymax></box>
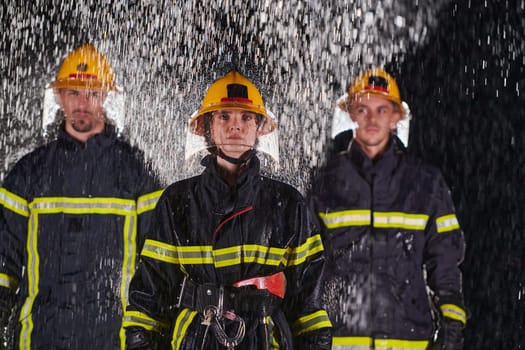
<box><xmin>57</xmin><ymin>88</ymin><xmax>107</xmax><ymax>142</ymax></box>
<box><xmin>210</xmin><ymin>110</ymin><xmax>260</xmax><ymax>159</ymax></box>
<box><xmin>350</xmin><ymin>94</ymin><xmax>401</xmax><ymax>159</ymax></box>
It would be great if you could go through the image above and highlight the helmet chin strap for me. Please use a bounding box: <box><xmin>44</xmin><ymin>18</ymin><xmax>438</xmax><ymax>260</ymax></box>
<box><xmin>216</xmin><ymin>148</ymin><xmax>257</xmax><ymax>165</ymax></box>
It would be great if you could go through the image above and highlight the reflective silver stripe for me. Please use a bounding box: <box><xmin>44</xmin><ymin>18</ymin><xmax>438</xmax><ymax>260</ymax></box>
<box><xmin>119</xmin><ymin>214</ymin><xmax>137</xmax><ymax>349</ymax></box>
<box><xmin>0</xmin><ymin>188</ymin><xmax>29</xmax><ymax>217</ymax></box>
<box><xmin>374</xmin><ymin>212</ymin><xmax>428</xmax><ymax>230</ymax></box>
<box><xmin>440</xmin><ymin>303</ymin><xmax>467</xmax><ymax>324</ymax></box>
<box><xmin>0</xmin><ymin>273</ymin><xmax>18</xmax><ymax>289</ymax></box>
<box><xmin>332</xmin><ymin>337</ymin><xmax>428</xmax><ymax>349</ymax></box>
<box><xmin>31</xmin><ymin>197</ymin><xmax>136</xmax><ymax>214</ymax></box>
<box><xmin>284</xmin><ymin>234</ymin><xmax>324</xmax><ymax>266</ymax></box>
<box><xmin>291</xmin><ymin>310</ymin><xmax>332</xmax><ymax>335</ymax></box>
<box><xmin>319</xmin><ymin>210</ymin><xmax>370</xmax><ymax>229</ymax></box>
<box><xmin>18</xmin><ymin>196</ymin><xmax>139</xmax><ymax>348</ymax></box>
<box><xmin>122</xmin><ymin>310</ymin><xmax>168</xmax><ymax>333</ymax></box>
<box><xmin>172</xmin><ymin>308</ymin><xmax>198</xmax><ymax>350</ymax></box>
<box><xmin>436</xmin><ymin>214</ymin><xmax>460</xmax><ymax>233</ymax></box>
<box><xmin>19</xmin><ymin>210</ymin><xmax>39</xmax><ymax>349</ymax></box>
<box><xmin>319</xmin><ymin>210</ymin><xmax>429</xmax><ymax>231</ymax></box>
<box><xmin>137</xmin><ymin>189</ymin><xmax>163</xmax><ymax>214</ymax></box>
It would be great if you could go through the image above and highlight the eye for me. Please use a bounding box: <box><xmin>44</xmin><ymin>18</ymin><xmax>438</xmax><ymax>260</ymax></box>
<box><xmin>67</xmin><ymin>90</ymin><xmax>79</xmax><ymax>96</ymax></box>
<box><xmin>242</xmin><ymin>113</ymin><xmax>255</xmax><ymax>122</ymax></box>
<box><xmin>89</xmin><ymin>91</ymin><xmax>101</xmax><ymax>99</ymax></box>
<box><xmin>217</xmin><ymin>113</ymin><xmax>230</xmax><ymax>121</ymax></box>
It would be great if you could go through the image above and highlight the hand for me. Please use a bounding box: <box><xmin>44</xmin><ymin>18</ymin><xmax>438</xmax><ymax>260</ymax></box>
<box><xmin>125</xmin><ymin>327</ymin><xmax>154</xmax><ymax>350</ymax></box>
<box><xmin>429</xmin><ymin>319</ymin><xmax>464</xmax><ymax>350</ymax></box>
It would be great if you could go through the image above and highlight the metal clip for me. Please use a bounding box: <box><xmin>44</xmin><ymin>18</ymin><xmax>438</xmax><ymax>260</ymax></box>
<box><xmin>175</xmin><ymin>275</ymin><xmax>188</xmax><ymax>308</ymax></box>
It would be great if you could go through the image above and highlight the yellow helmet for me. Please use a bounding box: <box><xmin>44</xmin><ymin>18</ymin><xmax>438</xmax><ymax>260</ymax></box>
<box><xmin>342</xmin><ymin>68</ymin><xmax>406</xmax><ymax>117</ymax></box>
<box><xmin>189</xmin><ymin>71</ymin><xmax>276</xmax><ymax>136</ymax></box>
<box><xmin>49</xmin><ymin>44</ymin><xmax>116</xmax><ymax>91</ymax></box>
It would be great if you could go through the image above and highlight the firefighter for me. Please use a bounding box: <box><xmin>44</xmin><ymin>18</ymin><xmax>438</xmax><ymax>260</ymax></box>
<box><xmin>0</xmin><ymin>44</ymin><xmax>162</xmax><ymax>349</ymax></box>
<box><xmin>123</xmin><ymin>71</ymin><xmax>332</xmax><ymax>349</ymax></box>
<box><xmin>308</xmin><ymin>68</ymin><xmax>466</xmax><ymax>349</ymax></box>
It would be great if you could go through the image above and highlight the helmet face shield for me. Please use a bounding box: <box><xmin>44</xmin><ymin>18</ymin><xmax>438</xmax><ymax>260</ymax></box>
<box><xmin>184</xmin><ymin>108</ymin><xmax>280</xmax><ymax>165</ymax></box>
<box><xmin>332</xmin><ymin>94</ymin><xmax>412</xmax><ymax>148</ymax></box>
<box><xmin>42</xmin><ymin>87</ymin><xmax>125</xmax><ymax>135</ymax></box>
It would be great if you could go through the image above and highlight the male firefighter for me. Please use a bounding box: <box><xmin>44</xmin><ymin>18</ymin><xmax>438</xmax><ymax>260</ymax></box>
<box><xmin>308</xmin><ymin>68</ymin><xmax>466</xmax><ymax>349</ymax></box>
<box><xmin>0</xmin><ymin>44</ymin><xmax>162</xmax><ymax>349</ymax></box>
<box><xmin>123</xmin><ymin>71</ymin><xmax>332</xmax><ymax>349</ymax></box>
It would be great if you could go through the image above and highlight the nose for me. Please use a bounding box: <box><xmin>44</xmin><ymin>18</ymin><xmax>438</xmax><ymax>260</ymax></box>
<box><xmin>228</xmin><ymin>116</ymin><xmax>242</xmax><ymax>131</ymax></box>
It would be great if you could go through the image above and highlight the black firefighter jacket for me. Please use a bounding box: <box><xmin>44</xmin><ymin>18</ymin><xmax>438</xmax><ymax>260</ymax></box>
<box><xmin>0</xmin><ymin>125</ymin><xmax>162</xmax><ymax>350</ymax></box>
<box><xmin>123</xmin><ymin>155</ymin><xmax>332</xmax><ymax>349</ymax></box>
<box><xmin>308</xmin><ymin>137</ymin><xmax>466</xmax><ymax>350</ymax></box>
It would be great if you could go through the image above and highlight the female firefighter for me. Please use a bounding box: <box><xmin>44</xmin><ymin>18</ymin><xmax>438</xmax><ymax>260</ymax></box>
<box><xmin>123</xmin><ymin>71</ymin><xmax>332</xmax><ymax>349</ymax></box>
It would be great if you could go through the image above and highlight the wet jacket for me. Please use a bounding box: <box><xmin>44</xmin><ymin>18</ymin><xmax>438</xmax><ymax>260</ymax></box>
<box><xmin>308</xmin><ymin>137</ymin><xmax>466</xmax><ymax>350</ymax></box>
<box><xmin>0</xmin><ymin>125</ymin><xmax>162</xmax><ymax>350</ymax></box>
<box><xmin>123</xmin><ymin>155</ymin><xmax>332</xmax><ymax>349</ymax></box>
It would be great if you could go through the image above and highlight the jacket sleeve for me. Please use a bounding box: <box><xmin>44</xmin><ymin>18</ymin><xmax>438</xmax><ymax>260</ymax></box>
<box><xmin>424</xmin><ymin>171</ymin><xmax>467</xmax><ymax>326</ymax></box>
<box><xmin>123</xmin><ymin>189</ymin><xmax>185</xmax><ymax>341</ymax></box>
<box><xmin>0</xmin><ymin>162</ymin><xmax>32</xmax><ymax>324</ymax></box>
<box><xmin>282</xmin><ymin>193</ymin><xmax>332</xmax><ymax>349</ymax></box>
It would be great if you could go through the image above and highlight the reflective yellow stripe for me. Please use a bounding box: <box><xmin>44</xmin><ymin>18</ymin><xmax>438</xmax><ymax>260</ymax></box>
<box><xmin>142</xmin><ymin>237</ymin><xmax>323</xmax><ymax>268</ymax></box>
<box><xmin>122</xmin><ymin>310</ymin><xmax>168</xmax><ymax>332</ymax></box>
<box><xmin>291</xmin><ymin>310</ymin><xmax>332</xmax><ymax>336</ymax></box>
<box><xmin>0</xmin><ymin>187</ymin><xmax>29</xmax><ymax>217</ymax></box>
<box><xmin>19</xmin><ymin>209</ymin><xmax>40</xmax><ymax>350</ymax></box>
<box><xmin>30</xmin><ymin>197</ymin><xmax>136</xmax><ymax>215</ymax></box>
<box><xmin>119</xmin><ymin>214</ymin><xmax>137</xmax><ymax>349</ymax></box>
<box><xmin>0</xmin><ymin>273</ymin><xmax>18</xmax><ymax>289</ymax></box>
<box><xmin>141</xmin><ymin>240</ymin><xmax>214</xmax><ymax>264</ymax></box>
<box><xmin>440</xmin><ymin>303</ymin><xmax>467</xmax><ymax>324</ymax></box>
<box><xmin>284</xmin><ymin>234</ymin><xmax>324</xmax><ymax>266</ymax></box>
<box><xmin>436</xmin><ymin>214</ymin><xmax>460</xmax><ymax>233</ymax></box>
<box><xmin>374</xmin><ymin>338</ymin><xmax>429</xmax><ymax>349</ymax></box>
<box><xmin>333</xmin><ymin>336</ymin><xmax>372</xmax><ymax>348</ymax></box>
<box><xmin>332</xmin><ymin>337</ymin><xmax>428</xmax><ymax>349</ymax></box>
<box><xmin>319</xmin><ymin>210</ymin><xmax>370</xmax><ymax>228</ymax></box>
<box><xmin>374</xmin><ymin>212</ymin><xmax>428</xmax><ymax>230</ymax></box>
<box><xmin>172</xmin><ymin>308</ymin><xmax>198</xmax><ymax>350</ymax></box>
<box><xmin>213</xmin><ymin>245</ymin><xmax>286</xmax><ymax>268</ymax></box>
<box><xmin>137</xmin><ymin>189</ymin><xmax>163</xmax><ymax>214</ymax></box>
<box><xmin>319</xmin><ymin>210</ymin><xmax>429</xmax><ymax>231</ymax></box>
<box><xmin>17</xmin><ymin>196</ymin><xmax>140</xmax><ymax>349</ymax></box>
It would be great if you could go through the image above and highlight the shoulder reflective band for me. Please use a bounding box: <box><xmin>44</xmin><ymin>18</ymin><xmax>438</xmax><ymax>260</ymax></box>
<box><xmin>232</xmin><ymin>272</ymin><xmax>286</xmax><ymax>298</ymax></box>
<box><xmin>436</xmin><ymin>214</ymin><xmax>460</xmax><ymax>233</ymax></box>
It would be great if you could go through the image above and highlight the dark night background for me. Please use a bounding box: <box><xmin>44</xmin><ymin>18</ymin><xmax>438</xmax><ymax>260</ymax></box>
<box><xmin>395</xmin><ymin>1</ymin><xmax>524</xmax><ymax>348</ymax></box>
<box><xmin>1</xmin><ymin>0</ymin><xmax>524</xmax><ymax>348</ymax></box>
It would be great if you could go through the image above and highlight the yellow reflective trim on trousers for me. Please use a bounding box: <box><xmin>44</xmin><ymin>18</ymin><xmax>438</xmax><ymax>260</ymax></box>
<box><xmin>0</xmin><ymin>187</ymin><xmax>29</xmax><ymax>217</ymax></box>
<box><xmin>332</xmin><ymin>337</ymin><xmax>428</xmax><ymax>349</ymax></box>
<box><xmin>440</xmin><ymin>303</ymin><xmax>467</xmax><ymax>324</ymax></box>
<box><xmin>172</xmin><ymin>308</ymin><xmax>198</xmax><ymax>350</ymax></box>
<box><xmin>318</xmin><ymin>210</ymin><xmax>371</xmax><ymax>229</ymax></box>
<box><xmin>0</xmin><ymin>273</ymin><xmax>18</xmax><ymax>289</ymax></box>
<box><xmin>284</xmin><ymin>234</ymin><xmax>324</xmax><ymax>266</ymax></box>
<box><xmin>30</xmin><ymin>196</ymin><xmax>136</xmax><ymax>215</ymax></box>
<box><xmin>291</xmin><ymin>310</ymin><xmax>332</xmax><ymax>336</ymax></box>
<box><xmin>137</xmin><ymin>189</ymin><xmax>163</xmax><ymax>214</ymax></box>
<box><xmin>19</xmin><ymin>210</ymin><xmax>40</xmax><ymax>350</ymax></box>
<box><xmin>122</xmin><ymin>310</ymin><xmax>168</xmax><ymax>333</ymax></box>
<box><xmin>436</xmin><ymin>214</ymin><xmax>460</xmax><ymax>233</ymax></box>
<box><xmin>119</xmin><ymin>214</ymin><xmax>137</xmax><ymax>350</ymax></box>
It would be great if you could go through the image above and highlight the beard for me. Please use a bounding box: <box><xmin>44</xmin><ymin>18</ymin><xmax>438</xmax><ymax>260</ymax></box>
<box><xmin>70</xmin><ymin>118</ymin><xmax>94</xmax><ymax>133</ymax></box>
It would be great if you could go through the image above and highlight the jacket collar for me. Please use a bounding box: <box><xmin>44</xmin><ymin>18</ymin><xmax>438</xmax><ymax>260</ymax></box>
<box><xmin>348</xmin><ymin>135</ymin><xmax>405</xmax><ymax>181</ymax></box>
<box><xmin>200</xmin><ymin>154</ymin><xmax>261</xmax><ymax>215</ymax></box>
<box><xmin>58</xmin><ymin>123</ymin><xmax>118</xmax><ymax>151</ymax></box>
